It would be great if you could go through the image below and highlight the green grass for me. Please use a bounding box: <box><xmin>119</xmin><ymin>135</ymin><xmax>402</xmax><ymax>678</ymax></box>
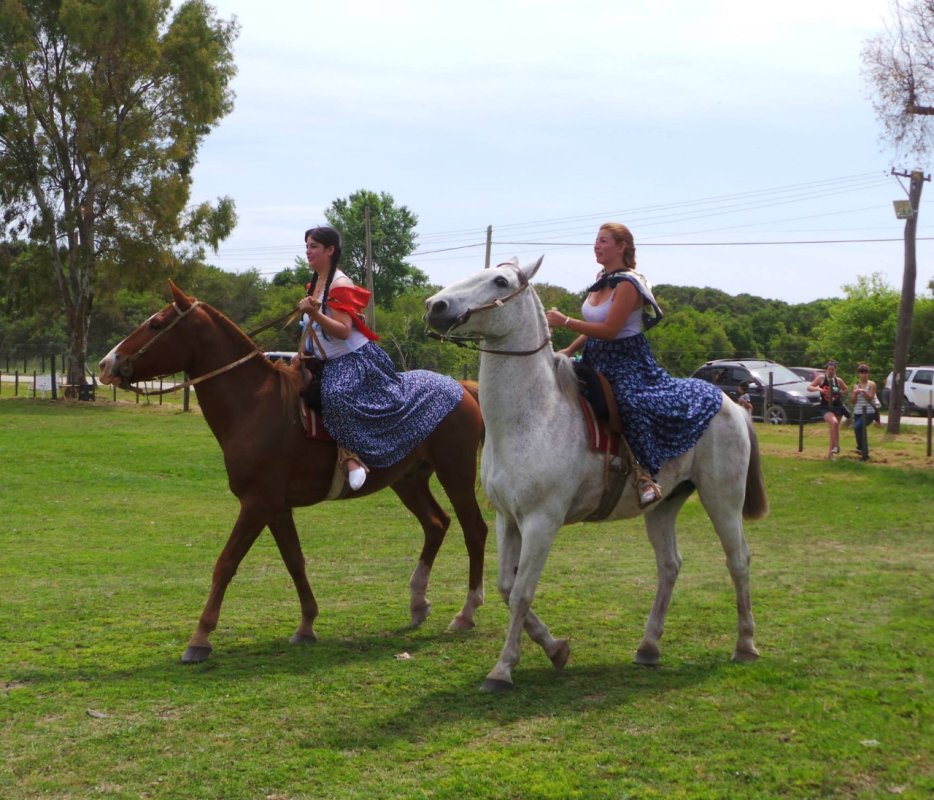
<box><xmin>0</xmin><ymin>398</ymin><xmax>931</xmax><ymax>799</ymax></box>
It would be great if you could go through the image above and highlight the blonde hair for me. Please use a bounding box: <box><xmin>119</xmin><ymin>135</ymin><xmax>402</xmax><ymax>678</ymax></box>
<box><xmin>599</xmin><ymin>222</ymin><xmax>636</xmax><ymax>271</ymax></box>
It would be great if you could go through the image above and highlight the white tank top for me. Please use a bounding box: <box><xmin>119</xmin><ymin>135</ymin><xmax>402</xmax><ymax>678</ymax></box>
<box><xmin>581</xmin><ymin>294</ymin><xmax>643</xmax><ymax>339</ymax></box>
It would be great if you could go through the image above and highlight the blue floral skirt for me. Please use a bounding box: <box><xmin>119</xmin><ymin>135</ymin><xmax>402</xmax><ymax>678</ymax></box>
<box><xmin>583</xmin><ymin>334</ymin><xmax>723</xmax><ymax>476</ymax></box>
<box><xmin>321</xmin><ymin>342</ymin><xmax>464</xmax><ymax>468</ymax></box>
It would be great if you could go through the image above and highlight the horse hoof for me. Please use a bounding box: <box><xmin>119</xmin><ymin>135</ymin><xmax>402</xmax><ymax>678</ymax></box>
<box><xmin>549</xmin><ymin>639</ymin><xmax>571</xmax><ymax>670</ymax></box>
<box><xmin>634</xmin><ymin>646</ymin><xmax>661</xmax><ymax>666</ymax></box>
<box><xmin>732</xmin><ymin>648</ymin><xmax>760</xmax><ymax>663</ymax></box>
<box><xmin>410</xmin><ymin>602</ymin><xmax>431</xmax><ymax>627</ymax></box>
<box><xmin>447</xmin><ymin>614</ymin><xmax>476</xmax><ymax>632</ymax></box>
<box><xmin>181</xmin><ymin>644</ymin><xmax>212</xmax><ymax>664</ymax></box>
<box><xmin>289</xmin><ymin>632</ymin><xmax>317</xmax><ymax>645</ymax></box>
<box><xmin>480</xmin><ymin>677</ymin><xmax>515</xmax><ymax>693</ymax></box>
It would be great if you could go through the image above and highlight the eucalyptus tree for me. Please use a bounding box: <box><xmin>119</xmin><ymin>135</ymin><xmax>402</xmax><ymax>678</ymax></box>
<box><xmin>0</xmin><ymin>0</ymin><xmax>238</xmax><ymax>389</ymax></box>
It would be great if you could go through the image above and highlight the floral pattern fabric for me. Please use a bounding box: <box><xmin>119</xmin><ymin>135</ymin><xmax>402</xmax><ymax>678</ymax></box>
<box><xmin>583</xmin><ymin>333</ymin><xmax>723</xmax><ymax>476</ymax></box>
<box><xmin>321</xmin><ymin>342</ymin><xmax>463</xmax><ymax>468</ymax></box>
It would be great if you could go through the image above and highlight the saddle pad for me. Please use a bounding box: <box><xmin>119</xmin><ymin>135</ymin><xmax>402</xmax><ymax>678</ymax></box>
<box><xmin>578</xmin><ymin>395</ymin><xmax>621</xmax><ymax>458</ymax></box>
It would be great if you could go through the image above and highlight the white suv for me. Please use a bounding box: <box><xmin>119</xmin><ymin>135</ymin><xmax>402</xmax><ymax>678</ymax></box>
<box><xmin>882</xmin><ymin>366</ymin><xmax>934</xmax><ymax>414</ymax></box>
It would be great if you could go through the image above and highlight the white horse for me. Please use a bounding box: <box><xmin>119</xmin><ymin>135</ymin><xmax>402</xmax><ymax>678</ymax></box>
<box><xmin>424</xmin><ymin>257</ymin><xmax>768</xmax><ymax>692</ymax></box>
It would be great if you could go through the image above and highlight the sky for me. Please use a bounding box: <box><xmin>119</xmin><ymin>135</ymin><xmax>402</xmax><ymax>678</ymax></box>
<box><xmin>185</xmin><ymin>0</ymin><xmax>934</xmax><ymax>305</ymax></box>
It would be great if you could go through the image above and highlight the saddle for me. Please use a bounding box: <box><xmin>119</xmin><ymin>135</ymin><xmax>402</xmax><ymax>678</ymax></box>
<box><xmin>573</xmin><ymin>361</ymin><xmax>622</xmax><ymax>452</ymax></box>
<box><xmin>571</xmin><ymin>361</ymin><xmax>636</xmax><ymax>521</ymax></box>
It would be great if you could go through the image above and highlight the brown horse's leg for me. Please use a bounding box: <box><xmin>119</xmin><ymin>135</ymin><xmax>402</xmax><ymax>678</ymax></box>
<box><xmin>391</xmin><ymin>464</ymin><xmax>450</xmax><ymax>627</ymax></box>
<box><xmin>266</xmin><ymin>508</ymin><xmax>319</xmax><ymax>645</ymax></box>
<box><xmin>182</xmin><ymin>501</ymin><xmax>267</xmax><ymax>663</ymax></box>
<box><xmin>425</xmin><ymin>402</ymin><xmax>489</xmax><ymax>631</ymax></box>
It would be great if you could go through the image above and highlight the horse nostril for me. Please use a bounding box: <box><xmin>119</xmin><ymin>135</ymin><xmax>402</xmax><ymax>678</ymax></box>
<box><xmin>427</xmin><ymin>299</ymin><xmax>447</xmax><ymax>320</ymax></box>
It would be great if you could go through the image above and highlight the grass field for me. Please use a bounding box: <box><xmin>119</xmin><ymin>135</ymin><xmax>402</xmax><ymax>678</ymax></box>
<box><xmin>1</xmin><ymin>397</ymin><xmax>932</xmax><ymax>799</ymax></box>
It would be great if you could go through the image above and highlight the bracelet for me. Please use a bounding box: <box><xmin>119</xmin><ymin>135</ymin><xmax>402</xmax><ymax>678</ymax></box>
<box><xmin>564</xmin><ymin>315</ymin><xmax>571</xmax><ymax>327</ymax></box>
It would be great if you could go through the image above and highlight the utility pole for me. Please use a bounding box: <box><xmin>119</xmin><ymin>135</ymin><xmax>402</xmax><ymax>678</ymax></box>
<box><xmin>364</xmin><ymin>205</ymin><xmax>376</xmax><ymax>330</ymax></box>
<box><xmin>888</xmin><ymin>168</ymin><xmax>929</xmax><ymax>433</ymax></box>
<box><xmin>484</xmin><ymin>225</ymin><xmax>492</xmax><ymax>268</ymax></box>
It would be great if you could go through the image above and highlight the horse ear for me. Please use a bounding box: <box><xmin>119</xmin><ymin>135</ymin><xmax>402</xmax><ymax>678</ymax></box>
<box><xmin>520</xmin><ymin>255</ymin><xmax>545</xmax><ymax>282</ymax></box>
<box><xmin>168</xmin><ymin>279</ymin><xmax>194</xmax><ymax>310</ymax></box>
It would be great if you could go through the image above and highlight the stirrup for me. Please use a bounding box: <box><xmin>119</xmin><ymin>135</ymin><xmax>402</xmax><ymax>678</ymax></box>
<box><xmin>638</xmin><ymin>479</ymin><xmax>662</xmax><ymax>508</ymax></box>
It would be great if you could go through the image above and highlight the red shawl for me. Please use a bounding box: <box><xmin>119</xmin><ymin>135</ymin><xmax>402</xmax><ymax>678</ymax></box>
<box><xmin>326</xmin><ymin>285</ymin><xmax>379</xmax><ymax>341</ymax></box>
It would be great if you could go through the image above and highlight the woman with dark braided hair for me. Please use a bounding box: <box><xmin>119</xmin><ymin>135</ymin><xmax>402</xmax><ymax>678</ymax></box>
<box><xmin>293</xmin><ymin>226</ymin><xmax>464</xmax><ymax>490</ymax></box>
<box><xmin>544</xmin><ymin>222</ymin><xmax>724</xmax><ymax>507</ymax></box>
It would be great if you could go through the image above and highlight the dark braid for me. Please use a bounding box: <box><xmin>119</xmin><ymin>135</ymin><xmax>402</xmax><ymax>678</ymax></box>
<box><xmin>320</xmin><ymin>264</ymin><xmax>337</xmax><ymax>317</ymax></box>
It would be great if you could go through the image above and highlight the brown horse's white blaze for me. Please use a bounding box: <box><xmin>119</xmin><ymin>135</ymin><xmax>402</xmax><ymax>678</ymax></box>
<box><xmin>100</xmin><ymin>281</ymin><xmax>488</xmax><ymax>662</ymax></box>
<box><xmin>425</xmin><ymin>258</ymin><xmax>766</xmax><ymax>692</ymax></box>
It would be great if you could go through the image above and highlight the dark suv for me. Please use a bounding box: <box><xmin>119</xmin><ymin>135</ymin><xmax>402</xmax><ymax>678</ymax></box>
<box><xmin>691</xmin><ymin>359</ymin><xmax>824</xmax><ymax>424</ymax></box>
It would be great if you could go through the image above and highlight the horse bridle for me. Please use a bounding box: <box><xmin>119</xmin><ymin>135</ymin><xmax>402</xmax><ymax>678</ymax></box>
<box><xmin>429</xmin><ymin>264</ymin><xmax>551</xmax><ymax>356</ymax></box>
<box><xmin>119</xmin><ymin>299</ymin><xmax>262</xmax><ymax>396</ymax></box>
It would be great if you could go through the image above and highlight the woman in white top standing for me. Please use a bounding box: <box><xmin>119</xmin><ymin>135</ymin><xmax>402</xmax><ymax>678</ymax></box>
<box><xmin>545</xmin><ymin>222</ymin><xmax>724</xmax><ymax>507</ymax></box>
<box><xmin>849</xmin><ymin>363</ymin><xmax>878</xmax><ymax>461</ymax></box>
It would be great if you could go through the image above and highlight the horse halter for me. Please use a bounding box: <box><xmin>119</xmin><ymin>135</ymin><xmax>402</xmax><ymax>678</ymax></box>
<box><xmin>118</xmin><ymin>299</ymin><xmax>261</xmax><ymax>395</ymax></box>
<box><xmin>431</xmin><ymin>264</ymin><xmax>551</xmax><ymax>357</ymax></box>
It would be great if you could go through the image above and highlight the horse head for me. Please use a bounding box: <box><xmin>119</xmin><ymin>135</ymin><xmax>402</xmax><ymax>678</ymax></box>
<box><xmin>424</xmin><ymin>256</ymin><xmax>545</xmax><ymax>342</ymax></box>
<box><xmin>99</xmin><ymin>280</ymin><xmax>203</xmax><ymax>389</ymax></box>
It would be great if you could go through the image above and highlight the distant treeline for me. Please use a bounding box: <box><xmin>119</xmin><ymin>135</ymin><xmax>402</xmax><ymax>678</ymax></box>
<box><xmin>2</xmin><ymin>243</ymin><xmax>932</xmax><ymax>381</ymax></box>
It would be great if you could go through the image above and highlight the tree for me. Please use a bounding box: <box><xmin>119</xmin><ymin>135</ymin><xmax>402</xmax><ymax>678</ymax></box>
<box><xmin>862</xmin><ymin>3</ymin><xmax>934</xmax><ymax>429</ymax></box>
<box><xmin>862</xmin><ymin>0</ymin><xmax>934</xmax><ymax>156</ymax></box>
<box><xmin>0</xmin><ymin>0</ymin><xmax>238</xmax><ymax>390</ymax></box>
<box><xmin>324</xmin><ymin>189</ymin><xmax>427</xmax><ymax>308</ymax></box>
<box><xmin>805</xmin><ymin>274</ymin><xmax>901</xmax><ymax>380</ymax></box>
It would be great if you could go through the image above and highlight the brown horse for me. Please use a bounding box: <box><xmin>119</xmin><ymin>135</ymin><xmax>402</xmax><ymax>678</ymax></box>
<box><xmin>98</xmin><ymin>281</ymin><xmax>488</xmax><ymax>663</ymax></box>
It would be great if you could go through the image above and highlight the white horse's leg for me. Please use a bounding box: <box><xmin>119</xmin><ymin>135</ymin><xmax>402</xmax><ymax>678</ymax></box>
<box><xmin>483</xmin><ymin>512</ymin><xmax>562</xmax><ymax>692</ymax></box>
<box><xmin>708</xmin><ymin>514</ymin><xmax>758</xmax><ymax>661</ymax></box>
<box><xmin>636</xmin><ymin>491</ymin><xmax>689</xmax><ymax>665</ymax></box>
<box><xmin>694</xmin><ymin>426</ymin><xmax>759</xmax><ymax>662</ymax></box>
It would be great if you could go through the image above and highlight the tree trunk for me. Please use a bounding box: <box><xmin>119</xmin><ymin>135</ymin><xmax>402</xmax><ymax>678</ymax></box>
<box><xmin>887</xmin><ymin>169</ymin><xmax>925</xmax><ymax>433</ymax></box>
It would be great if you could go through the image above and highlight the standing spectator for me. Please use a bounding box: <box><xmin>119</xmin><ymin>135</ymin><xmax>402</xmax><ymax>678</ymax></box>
<box><xmin>809</xmin><ymin>360</ymin><xmax>848</xmax><ymax>458</ymax></box>
<box><xmin>850</xmin><ymin>364</ymin><xmax>878</xmax><ymax>461</ymax></box>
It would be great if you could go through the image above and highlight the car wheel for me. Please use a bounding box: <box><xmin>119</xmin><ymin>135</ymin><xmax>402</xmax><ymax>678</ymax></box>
<box><xmin>765</xmin><ymin>405</ymin><xmax>788</xmax><ymax>424</ymax></box>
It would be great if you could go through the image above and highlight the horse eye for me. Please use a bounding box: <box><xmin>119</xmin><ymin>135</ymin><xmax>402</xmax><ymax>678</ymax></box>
<box><xmin>494</xmin><ymin>276</ymin><xmax>509</xmax><ymax>288</ymax></box>
<box><xmin>148</xmin><ymin>315</ymin><xmax>163</xmax><ymax>331</ymax></box>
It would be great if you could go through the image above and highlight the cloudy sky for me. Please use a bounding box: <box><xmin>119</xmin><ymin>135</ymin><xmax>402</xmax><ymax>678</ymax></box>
<box><xmin>186</xmin><ymin>0</ymin><xmax>934</xmax><ymax>304</ymax></box>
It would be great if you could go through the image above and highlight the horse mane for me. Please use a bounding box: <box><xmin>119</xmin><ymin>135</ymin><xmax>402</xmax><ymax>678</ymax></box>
<box><xmin>201</xmin><ymin>303</ymin><xmax>301</xmax><ymax>415</ymax></box>
<box><xmin>552</xmin><ymin>353</ymin><xmax>580</xmax><ymax>404</ymax></box>
<box><xmin>524</xmin><ymin>282</ymin><xmax>579</xmax><ymax>405</ymax></box>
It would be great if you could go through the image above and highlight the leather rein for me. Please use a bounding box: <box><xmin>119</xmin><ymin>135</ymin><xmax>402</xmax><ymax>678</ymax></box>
<box><xmin>119</xmin><ymin>299</ymin><xmax>263</xmax><ymax>397</ymax></box>
<box><xmin>428</xmin><ymin>264</ymin><xmax>551</xmax><ymax>357</ymax></box>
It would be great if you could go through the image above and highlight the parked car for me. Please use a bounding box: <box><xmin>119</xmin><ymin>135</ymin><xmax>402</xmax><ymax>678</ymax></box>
<box><xmin>882</xmin><ymin>366</ymin><xmax>934</xmax><ymax>414</ymax></box>
<box><xmin>691</xmin><ymin>359</ymin><xmax>824</xmax><ymax>424</ymax></box>
<box><xmin>264</xmin><ymin>350</ymin><xmax>297</xmax><ymax>364</ymax></box>
<box><xmin>788</xmin><ymin>366</ymin><xmax>824</xmax><ymax>383</ymax></box>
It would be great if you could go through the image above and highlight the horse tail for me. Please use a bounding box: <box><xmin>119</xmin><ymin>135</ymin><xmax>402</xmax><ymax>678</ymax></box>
<box><xmin>742</xmin><ymin>414</ymin><xmax>769</xmax><ymax>520</ymax></box>
<box><xmin>460</xmin><ymin>379</ymin><xmax>479</xmax><ymax>404</ymax></box>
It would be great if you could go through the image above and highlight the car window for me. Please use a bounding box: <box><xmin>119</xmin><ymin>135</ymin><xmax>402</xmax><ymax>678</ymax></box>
<box><xmin>747</xmin><ymin>364</ymin><xmax>801</xmax><ymax>385</ymax></box>
<box><xmin>729</xmin><ymin>368</ymin><xmax>750</xmax><ymax>383</ymax></box>
<box><xmin>913</xmin><ymin>369</ymin><xmax>933</xmax><ymax>386</ymax></box>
